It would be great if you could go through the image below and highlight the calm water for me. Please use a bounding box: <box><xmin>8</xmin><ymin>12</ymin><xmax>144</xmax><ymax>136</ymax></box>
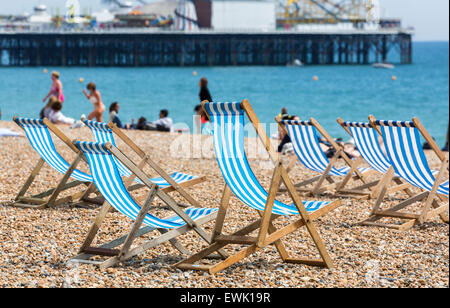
<box><xmin>0</xmin><ymin>42</ymin><xmax>448</xmax><ymax>144</ymax></box>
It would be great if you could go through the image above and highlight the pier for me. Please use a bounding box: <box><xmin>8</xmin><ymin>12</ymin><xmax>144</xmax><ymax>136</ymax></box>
<box><xmin>0</xmin><ymin>30</ymin><xmax>412</xmax><ymax>67</ymax></box>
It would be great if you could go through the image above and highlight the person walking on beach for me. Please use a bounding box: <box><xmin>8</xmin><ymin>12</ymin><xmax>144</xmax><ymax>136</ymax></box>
<box><xmin>199</xmin><ymin>77</ymin><xmax>213</xmax><ymax>102</ymax></box>
<box><xmin>83</xmin><ymin>82</ymin><xmax>105</xmax><ymax>122</ymax></box>
<box><xmin>43</xmin><ymin>71</ymin><xmax>64</xmax><ymax>103</ymax></box>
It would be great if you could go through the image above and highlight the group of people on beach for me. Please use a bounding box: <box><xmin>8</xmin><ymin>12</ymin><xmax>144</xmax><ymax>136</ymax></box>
<box><xmin>39</xmin><ymin>73</ymin><xmax>216</xmax><ymax>135</ymax></box>
<box><xmin>38</xmin><ymin>73</ymin><xmax>449</xmax><ymax>152</ymax></box>
<box><xmin>40</xmin><ymin>72</ymin><xmax>174</xmax><ymax>132</ymax></box>
<box><xmin>40</xmin><ymin>71</ymin><xmax>105</xmax><ymax>126</ymax></box>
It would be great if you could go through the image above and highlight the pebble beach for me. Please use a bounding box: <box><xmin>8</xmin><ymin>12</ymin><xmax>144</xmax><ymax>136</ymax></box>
<box><xmin>0</xmin><ymin>120</ymin><xmax>448</xmax><ymax>288</ymax></box>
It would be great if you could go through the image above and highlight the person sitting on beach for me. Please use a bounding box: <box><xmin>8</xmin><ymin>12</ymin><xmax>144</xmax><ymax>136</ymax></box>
<box><xmin>48</xmin><ymin>101</ymin><xmax>75</xmax><ymax>125</ymax></box>
<box><xmin>40</xmin><ymin>96</ymin><xmax>58</xmax><ymax>119</ymax></box>
<box><xmin>135</xmin><ymin>117</ymin><xmax>148</xmax><ymax>130</ymax></box>
<box><xmin>108</xmin><ymin>102</ymin><xmax>135</xmax><ymax>129</ymax></box>
<box><xmin>199</xmin><ymin>77</ymin><xmax>213</xmax><ymax>102</ymax></box>
<box><xmin>83</xmin><ymin>82</ymin><xmax>105</xmax><ymax>122</ymax></box>
<box><xmin>135</xmin><ymin>110</ymin><xmax>173</xmax><ymax>132</ymax></box>
<box><xmin>276</xmin><ymin>113</ymin><xmax>299</xmax><ymax>154</ymax></box>
<box><xmin>149</xmin><ymin>109</ymin><xmax>173</xmax><ymax>132</ymax></box>
<box><xmin>109</xmin><ymin>102</ymin><xmax>124</xmax><ymax>128</ymax></box>
<box><xmin>42</xmin><ymin>71</ymin><xmax>64</xmax><ymax>104</ymax></box>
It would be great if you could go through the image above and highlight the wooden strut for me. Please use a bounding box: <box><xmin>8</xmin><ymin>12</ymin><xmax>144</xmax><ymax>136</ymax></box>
<box><xmin>360</xmin><ymin>115</ymin><xmax>449</xmax><ymax>231</ymax></box>
<box><xmin>174</xmin><ymin>100</ymin><xmax>341</xmax><ymax>274</ymax></box>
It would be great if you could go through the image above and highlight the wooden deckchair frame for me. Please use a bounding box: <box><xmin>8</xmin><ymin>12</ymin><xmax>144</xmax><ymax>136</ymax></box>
<box><xmin>276</xmin><ymin>117</ymin><xmax>378</xmax><ymax>198</ymax></box>
<box><xmin>106</xmin><ymin>121</ymin><xmax>206</xmax><ymax>208</ymax></box>
<box><xmin>361</xmin><ymin>116</ymin><xmax>449</xmax><ymax>231</ymax></box>
<box><xmin>10</xmin><ymin>117</ymin><xmax>98</xmax><ymax>209</ymax></box>
<box><xmin>69</xmin><ymin>141</ymin><xmax>227</xmax><ymax>269</ymax></box>
<box><xmin>174</xmin><ymin>100</ymin><xmax>342</xmax><ymax>274</ymax></box>
<box><xmin>337</xmin><ymin>117</ymin><xmax>415</xmax><ymax>200</ymax></box>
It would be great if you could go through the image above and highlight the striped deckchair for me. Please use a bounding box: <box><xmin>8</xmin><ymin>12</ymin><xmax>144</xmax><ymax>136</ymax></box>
<box><xmin>277</xmin><ymin>118</ymin><xmax>376</xmax><ymax>197</ymax></box>
<box><xmin>83</xmin><ymin>120</ymin><xmax>205</xmax><ymax>208</ymax></box>
<box><xmin>366</xmin><ymin>117</ymin><xmax>449</xmax><ymax>230</ymax></box>
<box><xmin>70</xmin><ymin>141</ymin><xmax>225</xmax><ymax>269</ymax></box>
<box><xmin>337</xmin><ymin>118</ymin><xmax>415</xmax><ymax>200</ymax></box>
<box><xmin>10</xmin><ymin>117</ymin><xmax>94</xmax><ymax>209</ymax></box>
<box><xmin>175</xmin><ymin>100</ymin><xmax>342</xmax><ymax>274</ymax></box>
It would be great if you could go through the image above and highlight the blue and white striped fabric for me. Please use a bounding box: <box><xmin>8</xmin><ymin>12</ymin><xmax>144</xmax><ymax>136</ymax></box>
<box><xmin>15</xmin><ymin>118</ymin><xmax>92</xmax><ymax>182</ymax></box>
<box><xmin>342</xmin><ymin>121</ymin><xmax>391</xmax><ymax>174</ymax></box>
<box><xmin>282</xmin><ymin>120</ymin><xmax>372</xmax><ymax>177</ymax></box>
<box><xmin>84</xmin><ymin>120</ymin><xmax>197</xmax><ymax>188</ymax></box>
<box><xmin>84</xmin><ymin>120</ymin><xmax>132</xmax><ymax>177</ymax></box>
<box><xmin>377</xmin><ymin>120</ymin><xmax>449</xmax><ymax>196</ymax></box>
<box><xmin>75</xmin><ymin>141</ymin><xmax>216</xmax><ymax>229</ymax></box>
<box><xmin>204</xmin><ymin>102</ymin><xmax>331</xmax><ymax>216</ymax></box>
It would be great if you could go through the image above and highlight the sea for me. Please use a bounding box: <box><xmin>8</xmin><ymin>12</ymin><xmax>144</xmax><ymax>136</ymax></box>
<box><xmin>0</xmin><ymin>41</ymin><xmax>448</xmax><ymax>145</ymax></box>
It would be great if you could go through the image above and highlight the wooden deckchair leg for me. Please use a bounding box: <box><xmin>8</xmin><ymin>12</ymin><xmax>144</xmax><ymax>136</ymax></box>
<box><xmin>79</xmin><ymin>202</ymin><xmax>113</xmax><ymax>253</ymax></box>
<box><xmin>257</xmin><ymin>212</ymin><xmax>289</xmax><ymax>261</ymax></box>
<box><xmin>155</xmin><ymin>189</ymin><xmax>228</xmax><ymax>258</ymax></box>
<box><xmin>336</xmin><ymin>156</ymin><xmax>363</xmax><ymax>192</ymax></box>
<box><xmin>118</xmin><ymin>186</ymin><xmax>159</xmax><ymax>263</ymax></box>
<box><xmin>432</xmin><ymin>199</ymin><xmax>449</xmax><ymax>223</ymax></box>
<box><xmin>158</xmin><ymin>229</ymin><xmax>191</xmax><ymax>255</ymax></box>
<box><xmin>362</xmin><ymin>191</ymin><xmax>429</xmax><ymax>228</ymax></box>
<box><xmin>46</xmin><ymin>153</ymin><xmax>83</xmax><ymax>208</ymax></box>
<box><xmin>257</xmin><ymin>162</ymin><xmax>282</xmax><ymax>247</ymax></box>
<box><xmin>80</xmin><ymin>183</ymin><xmax>97</xmax><ymax>202</ymax></box>
<box><xmin>285</xmin><ymin>154</ymin><xmax>297</xmax><ymax>174</ymax></box>
<box><xmin>391</xmin><ymin>178</ymin><xmax>415</xmax><ymax>197</ymax></box>
<box><xmin>212</xmin><ymin>184</ymin><xmax>232</xmax><ymax>241</ymax></box>
<box><xmin>281</xmin><ymin>167</ymin><xmax>333</xmax><ymax>268</ymax></box>
<box><xmin>311</xmin><ymin>150</ymin><xmax>342</xmax><ymax>196</ymax></box>
<box><xmin>174</xmin><ymin>219</ymin><xmax>263</xmax><ymax>269</ymax></box>
<box><xmin>370</xmin><ymin>168</ymin><xmax>395</xmax><ymax>215</ymax></box>
<box><xmin>418</xmin><ymin>158</ymin><xmax>449</xmax><ymax>224</ymax></box>
<box><xmin>15</xmin><ymin>158</ymin><xmax>45</xmax><ymax>201</ymax></box>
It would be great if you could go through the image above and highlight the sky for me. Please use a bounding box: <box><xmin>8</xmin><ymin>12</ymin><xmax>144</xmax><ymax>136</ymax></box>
<box><xmin>0</xmin><ymin>0</ymin><xmax>448</xmax><ymax>41</ymax></box>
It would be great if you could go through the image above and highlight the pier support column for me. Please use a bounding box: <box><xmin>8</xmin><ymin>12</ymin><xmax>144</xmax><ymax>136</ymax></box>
<box><xmin>363</xmin><ymin>40</ymin><xmax>369</xmax><ymax>64</ymax></box>
<box><xmin>381</xmin><ymin>36</ymin><xmax>388</xmax><ymax>62</ymax></box>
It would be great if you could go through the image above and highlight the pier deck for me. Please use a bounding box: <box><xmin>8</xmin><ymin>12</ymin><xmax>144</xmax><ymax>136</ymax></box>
<box><xmin>0</xmin><ymin>30</ymin><xmax>412</xmax><ymax>67</ymax></box>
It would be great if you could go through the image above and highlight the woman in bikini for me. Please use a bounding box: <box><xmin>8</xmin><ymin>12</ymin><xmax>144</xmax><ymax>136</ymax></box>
<box><xmin>43</xmin><ymin>71</ymin><xmax>64</xmax><ymax>103</ymax></box>
<box><xmin>41</xmin><ymin>71</ymin><xmax>64</xmax><ymax>119</ymax></box>
<box><xmin>83</xmin><ymin>82</ymin><xmax>105</xmax><ymax>122</ymax></box>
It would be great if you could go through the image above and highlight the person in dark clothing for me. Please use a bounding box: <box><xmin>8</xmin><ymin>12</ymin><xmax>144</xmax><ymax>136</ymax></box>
<box><xmin>199</xmin><ymin>77</ymin><xmax>213</xmax><ymax>102</ymax></box>
<box><xmin>277</xmin><ymin>133</ymin><xmax>292</xmax><ymax>153</ymax></box>
<box><xmin>135</xmin><ymin>111</ymin><xmax>173</xmax><ymax>132</ymax></box>
<box><xmin>277</xmin><ymin>113</ymin><xmax>298</xmax><ymax>153</ymax></box>
<box><xmin>443</xmin><ymin>122</ymin><xmax>449</xmax><ymax>152</ymax></box>
<box><xmin>136</xmin><ymin>117</ymin><xmax>148</xmax><ymax>130</ymax></box>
